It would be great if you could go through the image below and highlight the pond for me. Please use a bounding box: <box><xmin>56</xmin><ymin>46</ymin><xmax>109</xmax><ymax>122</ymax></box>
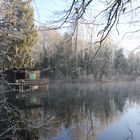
<box><xmin>4</xmin><ymin>81</ymin><xmax>140</xmax><ymax>140</ymax></box>
<box><xmin>39</xmin><ymin>81</ymin><xmax>140</xmax><ymax>140</ymax></box>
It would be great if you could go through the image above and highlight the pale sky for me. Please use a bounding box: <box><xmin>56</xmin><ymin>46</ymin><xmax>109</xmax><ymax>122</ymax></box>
<box><xmin>33</xmin><ymin>0</ymin><xmax>68</xmax><ymax>24</ymax></box>
<box><xmin>33</xmin><ymin>0</ymin><xmax>140</xmax><ymax>53</ymax></box>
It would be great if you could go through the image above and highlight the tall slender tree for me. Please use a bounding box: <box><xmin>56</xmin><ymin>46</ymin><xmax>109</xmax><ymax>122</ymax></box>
<box><xmin>1</xmin><ymin>0</ymin><xmax>38</xmax><ymax>69</ymax></box>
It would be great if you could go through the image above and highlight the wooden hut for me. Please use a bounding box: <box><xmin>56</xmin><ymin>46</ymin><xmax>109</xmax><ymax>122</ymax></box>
<box><xmin>3</xmin><ymin>68</ymin><xmax>49</xmax><ymax>93</ymax></box>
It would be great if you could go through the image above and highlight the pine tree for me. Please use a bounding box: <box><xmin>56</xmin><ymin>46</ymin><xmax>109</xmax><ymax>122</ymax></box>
<box><xmin>0</xmin><ymin>0</ymin><xmax>38</xmax><ymax>69</ymax></box>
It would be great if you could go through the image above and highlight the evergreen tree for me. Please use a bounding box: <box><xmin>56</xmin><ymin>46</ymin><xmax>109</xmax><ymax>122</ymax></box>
<box><xmin>114</xmin><ymin>49</ymin><xmax>127</xmax><ymax>74</ymax></box>
<box><xmin>1</xmin><ymin>0</ymin><xmax>37</xmax><ymax>69</ymax></box>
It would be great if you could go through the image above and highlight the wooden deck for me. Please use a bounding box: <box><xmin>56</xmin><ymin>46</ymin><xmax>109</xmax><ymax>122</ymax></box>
<box><xmin>9</xmin><ymin>78</ymin><xmax>49</xmax><ymax>93</ymax></box>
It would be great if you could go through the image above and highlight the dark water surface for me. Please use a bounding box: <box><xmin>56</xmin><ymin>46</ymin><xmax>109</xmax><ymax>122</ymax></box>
<box><xmin>26</xmin><ymin>81</ymin><xmax>140</xmax><ymax>140</ymax></box>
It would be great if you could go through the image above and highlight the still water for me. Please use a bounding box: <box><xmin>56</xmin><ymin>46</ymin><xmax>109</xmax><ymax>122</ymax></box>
<box><xmin>26</xmin><ymin>81</ymin><xmax>140</xmax><ymax>140</ymax></box>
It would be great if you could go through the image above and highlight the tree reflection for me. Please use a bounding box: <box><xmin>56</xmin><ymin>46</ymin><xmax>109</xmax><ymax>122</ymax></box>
<box><xmin>44</xmin><ymin>82</ymin><xmax>140</xmax><ymax>140</ymax></box>
<box><xmin>1</xmin><ymin>82</ymin><xmax>140</xmax><ymax>140</ymax></box>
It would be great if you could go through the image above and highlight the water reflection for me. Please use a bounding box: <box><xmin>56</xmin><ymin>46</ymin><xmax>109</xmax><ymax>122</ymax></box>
<box><xmin>2</xmin><ymin>81</ymin><xmax>140</xmax><ymax>140</ymax></box>
<box><xmin>43</xmin><ymin>82</ymin><xmax>140</xmax><ymax>140</ymax></box>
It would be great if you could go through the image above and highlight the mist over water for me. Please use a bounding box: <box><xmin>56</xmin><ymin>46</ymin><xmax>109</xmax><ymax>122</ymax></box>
<box><xmin>17</xmin><ymin>81</ymin><xmax>140</xmax><ymax>140</ymax></box>
<box><xmin>2</xmin><ymin>80</ymin><xmax>140</xmax><ymax>139</ymax></box>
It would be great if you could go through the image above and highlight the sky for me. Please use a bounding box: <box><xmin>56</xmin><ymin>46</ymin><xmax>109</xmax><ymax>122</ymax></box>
<box><xmin>33</xmin><ymin>0</ymin><xmax>140</xmax><ymax>53</ymax></box>
<box><xmin>33</xmin><ymin>0</ymin><xmax>68</xmax><ymax>25</ymax></box>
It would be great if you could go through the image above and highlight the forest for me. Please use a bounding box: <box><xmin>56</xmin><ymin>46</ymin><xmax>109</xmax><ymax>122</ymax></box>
<box><xmin>0</xmin><ymin>0</ymin><xmax>139</xmax><ymax>82</ymax></box>
<box><xmin>1</xmin><ymin>0</ymin><xmax>140</xmax><ymax>140</ymax></box>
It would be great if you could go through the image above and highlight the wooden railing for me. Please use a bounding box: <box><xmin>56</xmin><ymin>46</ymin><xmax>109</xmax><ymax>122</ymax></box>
<box><xmin>10</xmin><ymin>78</ymin><xmax>49</xmax><ymax>93</ymax></box>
